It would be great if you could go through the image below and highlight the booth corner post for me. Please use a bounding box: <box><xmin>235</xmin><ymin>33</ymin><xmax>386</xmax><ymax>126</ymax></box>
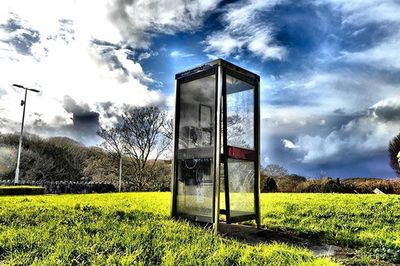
<box><xmin>171</xmin><ymin>59</ymin><xmax>261</xmax><ymax>234</ymax></box>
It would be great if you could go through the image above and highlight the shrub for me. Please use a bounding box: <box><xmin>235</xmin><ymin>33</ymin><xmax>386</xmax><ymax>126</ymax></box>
<box><xmin>0</xmin><ymin>186</ymin><xmax>45</xmax><ymax>195</ymax></box>
<box><xmin>261</xmin><ymin>177</ymin><xmax>277</xmax><ymax>192</ymax></box>
<box><xmin>388</xmin><ymin>132</ymin><xmax>400</xmax><ymax>177</ymax></box>
<box><xmin>343</xmin><ymin>178</ymin><xmax>400</xmax><ymax>194</ymax></box>
<box><xmin>297</xmin><ymin>178</ymin><xmax>354</xmax><ymax>193</ymax></box>
<box><xmin>275</xmin><ymin>174</ymin><xmax>307</xmax><ymax>192</ymax></box>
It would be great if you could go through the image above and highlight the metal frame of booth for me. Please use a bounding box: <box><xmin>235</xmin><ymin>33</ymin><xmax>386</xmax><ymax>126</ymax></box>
<box><xmin>171</xmin><ymin>59</ymin><xmax>261</xmax><ymax>232</ymax></box>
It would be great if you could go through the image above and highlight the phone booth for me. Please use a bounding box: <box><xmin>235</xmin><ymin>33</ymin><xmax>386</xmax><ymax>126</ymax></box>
<box><xmin>171</xmin><ymin>59</ymin><xmax>261</xmax><ymax>232</ymax></box>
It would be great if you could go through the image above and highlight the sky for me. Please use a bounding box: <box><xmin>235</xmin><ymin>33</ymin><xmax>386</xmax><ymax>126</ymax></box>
<box><xmin>1</xmin><ymin>0</ymin><xmax>400</xmax><ymax>178</ymax></box>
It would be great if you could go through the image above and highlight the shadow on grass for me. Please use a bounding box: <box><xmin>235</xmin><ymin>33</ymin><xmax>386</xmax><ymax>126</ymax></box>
<box><xmin>218</xmin><ymin>223</ymin><xmax>345</xmax><ymax>257</ymax></box>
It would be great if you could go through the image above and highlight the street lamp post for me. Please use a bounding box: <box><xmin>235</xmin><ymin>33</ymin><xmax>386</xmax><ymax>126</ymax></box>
<box><xmin>13</xmin><ymin>84</ymin><xmax>40</xmax><ymax>184</ymax></box>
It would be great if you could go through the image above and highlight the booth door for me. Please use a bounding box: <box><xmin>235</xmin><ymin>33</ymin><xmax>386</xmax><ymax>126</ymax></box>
<box><xmin>174</xmin><ymin>68</ymin><xmax>218</xmax><ymax>222</ymax></box>
<box><xmin>224</xmin><ymin>73</ymin><xmax>257</xmax><ymax>223</ymax></box>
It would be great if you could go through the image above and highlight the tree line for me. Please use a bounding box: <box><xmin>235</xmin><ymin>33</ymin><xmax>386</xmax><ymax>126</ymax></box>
<box><xmin>1</xmin><ymin>105</ymin><xmax>399</xmax><ymax>192</ymax></box>
<box><xmin>0</xmin><ymin>106</ymin><xmax>172</xmax><ymax>191</ymax></box>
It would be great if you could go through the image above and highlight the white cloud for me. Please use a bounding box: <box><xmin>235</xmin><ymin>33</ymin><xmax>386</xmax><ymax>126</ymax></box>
<box><xmin>108</xmin><ymin>0</ymin><xmax>222</xmax><ymax>49</ymax></box>
<box><xmin>137</xmin><ymin>51</ymin><xmax>157</xmax><ymax>61</ymax></box>
<box><xmin>317</xmin><ymin>0</ymin><xmax>400</xmax><ymax>71</ymax></box>
<box><xmin>294</xmin><ymin>97</ymin><xmax>400</xmax><ymax>163</ymax></box>
<box><xmin>204</xmin><ymin>0</ymin><xmax>286</xmax><ymax>61</ymax></box>
<box><xmin>0</xmin><ymin>0</ymin><xmax>164</xmax><ymax>142</ymax></box>
<box><xmin>0</xmin><ymin>0</ymin><xmax>224</xmax><ymax>144</ymax></box>
<box><xmin>316</xmin><ymin>0</ymin><xmax>400</xmax><ymax>26</ymax></box>
<box><xmin>206</xmin><ymin>54</ymin><xmax>219</xmax><ymax>60</ymax></box>
<box><xmin>269</xmin><ymin>71</ymin><xmax>400</xmax><ymax>114</ymax></box>
<box><xmin>341</xmin><ymin>33</ymin><xmax>400</xmax><ymax>70</ymax></box>
<box><xmin>282</xmin><ymin>139</ymin><xmax>297</xmax><ymax>149</ymax></box>
<box><xmin>170</xmin><ymin>50</ymin><xmax>195</xmax><ymax>58</ymax></box>
<box><xmin>0</xmin><ymin>0</ymin><xmax>122</xmax><ymax>43</ymax></box>
<box><xmin>205</xmin><ymin>32</ymin><xmax>243</xmax><ymax>57</ymax></box>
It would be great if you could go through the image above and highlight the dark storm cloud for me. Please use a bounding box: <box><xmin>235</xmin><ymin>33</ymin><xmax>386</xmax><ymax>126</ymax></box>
<box><xmin>22</xmin><ymin>97</ymin><xmax>101</xmax><ymax>146</ymax></box>
<box><xmin>0</xmin><ymin>112</ymin><xmax>100</xmax><ymax>147</ymax></box>
<box><xmin>72</xmin><ymin>112</ymin><xmax>100</xmax><ymax>136</ymax></box>
<box><xmin>333</xmin><ymin>108</ymin><xmax>345</xmax><ymax>115</ymax></box>
<box><xmin>60</xmin><ymin>95</ymin><xmax>101</xmax><ymax>144</ymax></box>
<box><xmin>371</xmin><ymin>102</ymin><xmax>400</xmax><ymax>122</ymax></box>
<box><xmin>0</xmin><ymin>18</ymin><xmax>40</xmax><ymax>55</ymax></box>
<box><xmin>62</xmin><ymin>95</ymin><xmax>91</xmax><ymax>115</ymax></box>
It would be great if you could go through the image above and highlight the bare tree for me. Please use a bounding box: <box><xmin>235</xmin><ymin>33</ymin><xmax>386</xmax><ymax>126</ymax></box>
<box><xmin>389</xmin><ymin>132</ymin><xmax>400</xmax><ymax>177</ymax></box>
<box><xmin>97</xmin><ymin>126</ymin><xmax>124</xmax><ymax>192</ymax></box>
<box><xmin>121</xmin><ymin>106</ymin><xmax>170</xmax><ymax>190</ymax></box>
<box><xmin>262</xmin><ymin>164</ymin><xmax>289</xmax><ymax>177</ymax></box>
<box><xmin>162</xmin><ymin>117</ymin><xmax>174</xmax><ymax>156</ymax></box>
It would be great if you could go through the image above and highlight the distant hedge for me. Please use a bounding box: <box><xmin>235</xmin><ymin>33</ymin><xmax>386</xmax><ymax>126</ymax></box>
<box><xmin>0</xmin><ymin>186</ymin><xmax>45</xmax><ymax>196</ymax></box>
<box><xmin>0</xmin><ymin>180</ymin><xmax>116</xmax><ymax>194</ymax></box>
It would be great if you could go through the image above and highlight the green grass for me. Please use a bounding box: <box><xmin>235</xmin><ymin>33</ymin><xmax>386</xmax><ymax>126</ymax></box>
<box><xmin>0</xmin><ymin>192</ymin><xmax>399</xmax><ymax>265</ymax></box>
<box><xmin>0</xmin><ymin>186</ymin><xmax>43</xmax><ymax>189</ymax></box>
<box><xmin>260</xmin><ymin>193</ymin><xmax>400</xmax><ymax>263</ymax></box>
<box><xmin>173</xmin><ymin>191</ymin><xmax>400</xmax><ymax>263</ymax></box>
<box><xmin>0</xmin><ymin>193</ymin><xmax>335</xmax><ymax>265</ymax></box>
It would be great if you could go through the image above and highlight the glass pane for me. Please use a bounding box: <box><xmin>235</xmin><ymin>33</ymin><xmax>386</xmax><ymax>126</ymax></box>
<box><xmin>226</xmin><ymin>75</ymin><xmax>254</xmax><ymax>149</ymax></box>
<box><xmin>228</xmin><ymin>159</ymin><xmax>255</xmax><ymax>217</ymax></box>
<box><xmin>176</xmin><ymin>159</ymin><xmax>213</xmax><ymax>217</ymax></box>
<box><xmin>176</xmin><ymin>74</ymin><xmax>215</xmax><ymax>219</ymax></box>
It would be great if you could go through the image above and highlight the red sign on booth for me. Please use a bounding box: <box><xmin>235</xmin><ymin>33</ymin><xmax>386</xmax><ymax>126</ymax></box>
<box><xmin>227</xmin><ymin>146</ymin><xmax>256</xmax><ymax>160</ymax></box>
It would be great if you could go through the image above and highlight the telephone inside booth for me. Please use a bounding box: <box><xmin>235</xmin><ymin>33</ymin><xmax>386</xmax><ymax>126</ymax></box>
<box><xmin>171</xmin><ymin>59</ymin><xmax>261</xmax><ymax>230</ymax></box>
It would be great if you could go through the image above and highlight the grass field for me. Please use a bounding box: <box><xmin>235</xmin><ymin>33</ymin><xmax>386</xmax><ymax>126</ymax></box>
<box><xmin>0</xmin><ymin>192</ymin><xmax>399</xmax><ymax>265</ymax></box>
<box><xmin>0</xmin><ymin>192</ymin><xmax>334</xmax><ymax>265</ymax></box>
<box><xmin>261</xmin><ymin>193</ymin><xmax>400</xmax><ymax>263</ymax></box>
<box><xmin>0</xmin><ymin>186</ymin><xmax>43</xmax><ymax>189</ymax></box>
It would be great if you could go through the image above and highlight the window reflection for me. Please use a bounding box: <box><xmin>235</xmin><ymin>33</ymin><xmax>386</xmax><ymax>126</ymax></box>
<box><xmin>176</xmin><ymin>74</ymin><xmax>216</xmax><ymax>218</ymax></box>
<box><xmin>179</xmin><ymin>75</ymin><xmax>215</xmax><ymax>149</ymax></box>
<box><xmin>228</xmin><ymin>159</ymin><xmax>255</xmax><ymax>217</ymax></box>
<box><xmin>226</xmin><ymin>75</ymin><xmax>254</xmax><ymax>149</ymax></box>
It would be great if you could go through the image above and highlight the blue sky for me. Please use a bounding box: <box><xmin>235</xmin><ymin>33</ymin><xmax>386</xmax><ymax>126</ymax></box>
<box><xmin>1</xmin><ymin>0</ymin><xmax>400</xmax><ymax>178</ymax></box>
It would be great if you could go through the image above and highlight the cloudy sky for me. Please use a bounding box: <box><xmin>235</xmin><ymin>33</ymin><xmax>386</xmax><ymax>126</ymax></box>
<box><xmin>1</xmin><ymin>0</ymin><xmax>399</xmax><ymax>178</ymax></box>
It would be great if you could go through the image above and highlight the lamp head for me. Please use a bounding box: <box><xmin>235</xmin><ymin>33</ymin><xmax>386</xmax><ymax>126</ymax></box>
<box><xmin>28</xmin><ymin>88</ymin><xmax>40</xmax><ymax>93</ymax></box>
<box><xmin>12</xmin><ymin>84</ymin><xmax>40</xmax><ymax>93</ymax></box>
<box><xmin>12</xmin><ymin>84</ymin><xmax>25</xmax><ymax>89</ymax></box>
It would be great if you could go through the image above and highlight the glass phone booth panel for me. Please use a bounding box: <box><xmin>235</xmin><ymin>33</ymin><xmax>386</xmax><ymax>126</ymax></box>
<box><xmin>224</xmin><ymin>72</ymin><xmax>257</xmax><ymax>222</ymax></box>
<box><xmin>175</xmin><ymin>71</ymin><xmax>217</xmax><ymax>222</ymax></box>
<box><xmin>172</xmin><ymin>59</ymin><xmax>260</xmax><ymax>229</ymax></box>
